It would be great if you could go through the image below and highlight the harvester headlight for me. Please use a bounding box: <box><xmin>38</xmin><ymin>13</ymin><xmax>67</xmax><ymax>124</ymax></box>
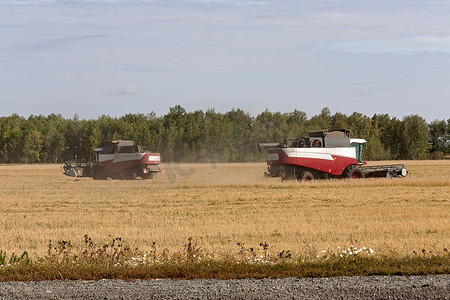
<box><xmin>401</xmin><ymin>168</ymin><xmax>408</xmax><ymax>177</ymax></box>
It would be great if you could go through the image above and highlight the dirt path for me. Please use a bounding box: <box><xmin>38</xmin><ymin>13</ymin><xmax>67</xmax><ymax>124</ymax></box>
<box><xmin>1</xmin><ymin>275</ymin><xmax>449</xmax><ymax>299</ymax></box>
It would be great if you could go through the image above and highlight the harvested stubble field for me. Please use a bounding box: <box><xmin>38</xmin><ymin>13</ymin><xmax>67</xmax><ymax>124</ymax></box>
<box><xmin>0</xmin><ymin>161</ymin><xmax>449</xmax><ymax>260</ymax></box>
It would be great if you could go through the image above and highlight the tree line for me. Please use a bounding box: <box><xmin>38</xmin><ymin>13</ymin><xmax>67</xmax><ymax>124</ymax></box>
<box><xmin>0</xmin><ymin>106</ymin><xmax>448</xmax><ymax>164</ymax></box>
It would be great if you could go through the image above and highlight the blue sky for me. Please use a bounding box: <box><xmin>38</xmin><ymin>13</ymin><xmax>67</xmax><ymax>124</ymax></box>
<box><xmin>1</xmin><ymin>0</ymin><xmax>449</xmax><ymax>121</ymax></box>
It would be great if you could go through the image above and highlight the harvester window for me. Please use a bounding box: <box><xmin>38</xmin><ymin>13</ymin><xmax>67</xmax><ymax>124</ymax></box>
<box><xmin>101</xmin><ymin>147</ymin><xmax>114</xmax><ymax>154</ymax></box>
<box><xmin>118</xmin><ymin>145</ymin><xmax>139</xmax><ymax>153</ymax></box>
<box><xmin>351</xmin><ymin>142</ymin><xmax>365</xmax><ymax>163</ymax></box>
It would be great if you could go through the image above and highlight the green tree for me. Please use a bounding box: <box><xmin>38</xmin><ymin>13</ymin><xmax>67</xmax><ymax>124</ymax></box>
<box><xmin>286</xmin><ymin>109</ymin><xmax>307</xmax><ymax>138</ymax></box>
<box><xmin>204</xmin><ymin>109</ymin><xmax>229</xmax><ymax>163</ymax></box>
<box><xmin>0</xmin><ymin>114</ymin><xmax>25</xmax><ymax>163</ymax></box>
<box><xmin>64</xmin><ymin>114</ymin><xmax>82</xmax><ymax>161</ymax></box>
<box><xmin>182</xmin><ymin>110</ymin><xmax>206</xmax><ymax>162</ymax></box>
<box><xmin>0</xmin><ymin>109</ymin><xmax>443</xmax><ymax>163</ymax></box>
<box><xmin>373</xmin><ymin>114</ymin><xmax>393</xmax><ymax>158</ymax></box>
<box><xmin>400</xmin><ymin>115</ymin><xmax>429</xmax><ymax>159</ymax></box>
<box><xmin>42</xmin><ymin>114</ymin><xmax>67</xmax><ymax>163</ymax></box>
<box><xmin>79</xmin><ymin>120</ymin><xmax>102</xmax><ymax>161</ymax></box>
<box><xmin>97</xmin><ymin>115</ymin><xmax>122</xmax><ymax>141</ymax></box>
<box><xmin>367</xmin><ymin>114</ymin><xmax>390</xmax><ymax>160</ymax></box>
<box><xmin>330</xmin><ymin>112</ymin><xmax>349</xmax><ymax>131</ymax></box>
<box><xmin>162</xmin><ymin>105</ymin><xmax>187</xmax><ymax>162</ymax></box>
<box><xmin>307</xmin><ymin>107</ymin><xmax>331</xmax><ymax>131</ymax></box>
<box><xmin>347</xmin><ymin>112</ymin><xmax>371</xmax><ymax>139</ymax></box>
<box><xmin>22</xmin><ymin>130</ymin><xmax>42</xmax><ymax>163</ymax></box>
<box><xmin>429</xmin><ymin>119</ymin><xmax>449</xmax><ymax>156</ymax></box>
<box><xmin>254</xmin><ymin>110</ymin><xmax>288</xmax><ymax>143</ymax></box>
<box><xmin>224</xmin><ymin>108</ymin><xmax>254</xmax><ymax>162</ymax></box>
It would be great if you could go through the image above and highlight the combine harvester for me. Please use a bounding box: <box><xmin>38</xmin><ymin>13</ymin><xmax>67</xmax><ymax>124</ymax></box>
<box><xmin>63</xmin><ymin>140</ymin><xmax>161</xmax><ymax>180</ymax></box>
<box><xmin>258</xmin><ymin>129</ymin><xmax>408</xmax><ymax>181</ymax></box>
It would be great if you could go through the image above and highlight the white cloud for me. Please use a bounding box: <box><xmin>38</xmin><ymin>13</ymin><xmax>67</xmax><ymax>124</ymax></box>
<box><xmin>316</xmin><ymin>35</ymin><xmax>450</xmax><ymax>55</ymax></box>
<box><xmin>190</xmin><ymin>0</ymin><xmax>267</xmax><ymax>7</ymax></box>
<box><xmin>1</xmin><ymin>0</ymin><xmax>450</xmax><ymax>121</ymax></box>
<box><xmin>0</xmin><ymin>0</ymin><xmax>265</xmax><ymax>5</ymax></box>
<box><xmin>107</xmin><ymin>85</ymin><xmax>143</xmax><ymax>96</ymax></box>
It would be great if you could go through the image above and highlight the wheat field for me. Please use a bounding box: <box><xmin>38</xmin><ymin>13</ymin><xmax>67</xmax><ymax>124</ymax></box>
<box><xmin>0</xmin><ymin>161</ymin><xmax>449</xmax><ymax>258</ymax></box>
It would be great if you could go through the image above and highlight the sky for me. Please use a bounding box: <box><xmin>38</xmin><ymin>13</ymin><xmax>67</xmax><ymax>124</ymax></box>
<box><xmin>0</xmin><ymin>0</ymin><xmax>449</xmax><ymax>121</ymax></box>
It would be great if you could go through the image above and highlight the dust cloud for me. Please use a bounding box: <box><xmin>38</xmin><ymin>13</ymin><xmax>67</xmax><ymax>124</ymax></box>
<box><xmin>159</xmin><ymin>163</ymin><xmax>271</xmax><ymax>185</ymax></box>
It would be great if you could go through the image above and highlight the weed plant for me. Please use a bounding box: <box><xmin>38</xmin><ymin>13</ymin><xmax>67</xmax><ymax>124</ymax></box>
<box><xmin>0</xmin><ymin>236</ymin><xmax>448</xmax><ymax>281</ymax></box>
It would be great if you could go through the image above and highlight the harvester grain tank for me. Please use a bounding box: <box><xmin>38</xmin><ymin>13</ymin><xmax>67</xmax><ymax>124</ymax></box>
<box><xmin>63</xmin><ymin>140</ymin><xmax>161</xmax><ymax>180</ymax></box>
<box><xmin>258</xmin><ymin>129</ymin><xmax>408</xmax><ymax>180</ymax></box>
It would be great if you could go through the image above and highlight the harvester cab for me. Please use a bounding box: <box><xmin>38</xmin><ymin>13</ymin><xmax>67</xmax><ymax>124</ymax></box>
<box><xmin>349</xmin><ymin>139</ymin><xmax>367</xmax><ymax>164</ymax></box>
<box><xmin>309</xmin><ymin>129</ymin><xmax>368</xmax><ymax>164</ymax></box>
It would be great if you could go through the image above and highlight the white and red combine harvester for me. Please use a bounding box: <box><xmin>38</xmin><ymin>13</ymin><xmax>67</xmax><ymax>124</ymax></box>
<box><xmin>258</xmin><ymin>129</ymin><xmax>408</xmax><ymax>181</ymax></box>
<box><xmin>63</xmin><ymin>140</ymin><xmax>161</xmax><ymax>180</ymax></box>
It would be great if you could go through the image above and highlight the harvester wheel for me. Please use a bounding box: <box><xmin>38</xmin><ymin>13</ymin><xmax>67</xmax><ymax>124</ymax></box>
<box><xmin>346</xmin><ymin>166</ymin><xmax>365</xmax><ymax>179</ymax></box>
<box><xmin>299</xmin><ymin>170</ymin><xmax>314</xmax><ymax>181</ymax></box>
<box><xmin>124</xmin><ymin>170</ymin><xmax>137</xmax><ymax>180</ymax></box>
<box><xmin>321</xmin><ymin>172</ymin><xmax>331</xmax><ymax>180</ymax></box>
<box><xmin>93</xmin><ymin>167</ymin><xmax>108</xmax><ymax>180</ymax></box>
<box><xmin>142</xmin><ymin>173</ymin><xmax>153</xmax><ymax>180</ymax></box>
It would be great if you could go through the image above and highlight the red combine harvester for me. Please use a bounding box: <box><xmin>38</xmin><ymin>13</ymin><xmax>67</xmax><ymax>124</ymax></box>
<box><xmin>63</xmin><ymin>140</ymin><xmax>161</xmax><ymax>180</ymax></box>
<box><xmin>258</xmin><ymin>129</ymin><xmax>408</xmax><ymax>181</ymax></box>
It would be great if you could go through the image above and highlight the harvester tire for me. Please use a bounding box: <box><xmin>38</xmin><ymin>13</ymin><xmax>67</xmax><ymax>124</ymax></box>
<box><xmin>93</xmin><ymin>167</ymin><xmax>108</xmax><ymax>180</ymax></box>
<box><xmin>346</xmin><ymin>166</ymin><xmax>365</xmax><ymax>179</ymax></box>
<box><xmin>123</xmin><ymin>170</ymin><xmax>137</xmax><ymax>180</ymax></box>
<box><xmin>321</xmin><ymin>172</ymin><xmax>331</xmax><ymax>180</ymax></box>
<box><xmin>299</xmin><ymin>170</ymin><xmax>314</xmax><ymax>181</ymax></box>
<box><xmin>142</xmin><ymin>173</ymin><xmax>154</xmax><ymax>180</ymax></box>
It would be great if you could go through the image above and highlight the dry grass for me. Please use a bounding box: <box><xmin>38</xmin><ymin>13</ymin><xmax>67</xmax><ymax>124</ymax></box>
<box><xmin>0</xmin><ymin>161</ymin><xmax>449</xmax><ymax>259</ymax></box>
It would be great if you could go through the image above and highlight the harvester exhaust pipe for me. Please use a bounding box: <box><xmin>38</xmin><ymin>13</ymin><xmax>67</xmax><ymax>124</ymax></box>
<box><xmin>258</xmin><ymin>143</ymin><xmax>281</xmax><ymax>152</ymax></box>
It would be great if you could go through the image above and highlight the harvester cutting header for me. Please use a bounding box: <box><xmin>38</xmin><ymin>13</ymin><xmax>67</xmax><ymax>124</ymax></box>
<box><xmin>63</xmin><ymin>140</ymin><xmax>161</xmax><ymax>180</ymax></box>
<box><xmin>258</xmin><ymin>129</ymin><xmax>408</xmax><ymax>181</ymax></box>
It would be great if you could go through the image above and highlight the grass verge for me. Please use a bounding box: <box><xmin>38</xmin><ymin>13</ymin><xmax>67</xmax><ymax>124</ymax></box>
<box><xmin>0</xmin><ymin>236</ymin><xmax>448</xmax><ymax>281</ymax></box>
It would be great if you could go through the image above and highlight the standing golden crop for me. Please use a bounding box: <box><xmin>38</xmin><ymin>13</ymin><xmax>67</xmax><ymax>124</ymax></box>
<box><xmin>0</xmin><ymin>161</ymin><xmax>448</xmax><ymax>258</ymax></box>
